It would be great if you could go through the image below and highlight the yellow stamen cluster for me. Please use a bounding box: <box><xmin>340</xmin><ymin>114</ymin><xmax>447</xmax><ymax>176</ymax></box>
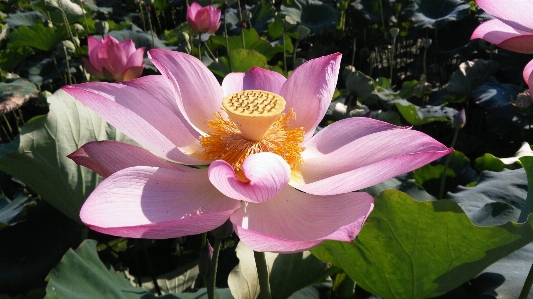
<box><xmin>201</xmin><ymin>91</ymin><xmax>304</xmax><ymax>182</ymax></box>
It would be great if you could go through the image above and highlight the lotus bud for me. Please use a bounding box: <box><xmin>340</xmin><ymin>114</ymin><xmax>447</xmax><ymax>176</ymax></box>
<box><xmin>83</xmin><ymin>35</ymin><xmax>145</xmax><ymax>81</ymax></box>
<box><xmin>423</xmin><ymin>38</ymin><xmax>432</xmax><ymax>49</ymax></box>
<box><xmin>95</xmin><ymin>21</ymin><xmax>109</xmax><ymax>36</ymax></box>
<box><xmin>187</xmin><ymin>2</ymin><xmax>221</xmax><ymax>34</ymax></box>
<box><xmin>452</xmin><ymin>108</ymin><xmax>466</xmax><ymax>129</ymax></box>
<box><xmin>389</xmin><ymin>27</ymin><xmax>400</xmax><ymax>39</ymax></box>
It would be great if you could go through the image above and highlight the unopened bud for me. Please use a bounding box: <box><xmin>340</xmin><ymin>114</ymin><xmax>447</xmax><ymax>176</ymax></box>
<box><xmin>95</xmin><ymin>21</ymin><xmax>109</xmax><ymax>36</ymax></box>
<box><xmin>422</xmin><ymin>38</ymin><xmax>432</xmax><ymax>49</ymax></box>
<box><xmin>198</xmin><ymin>240</ymin><xmax>214</xmax><ymax>277</ymax></box>
<box><xmin>453</xmin><ymin>108</ymin><xmax>466</xmax><ymax>129</ymax></box>
<box><xmin>389</xmin><ymin>27</ymin><xmax>399</xmax><ymax>38</ymax></box>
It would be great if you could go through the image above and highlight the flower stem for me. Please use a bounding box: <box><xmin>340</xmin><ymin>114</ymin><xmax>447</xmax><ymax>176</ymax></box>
<box><xmin>254</xmin><ymin>251</ymin><xmax>271</xmax><ymax>299</ymax></box>
<box><xmin>198</xmin><ymin>34</ymin><xmax>202</xmax><ymax>61</ymax></box>
<box><xmin>207</xmin><ymin>237</ymin><xmax>222</xmax><ymax>299</ymax></box>
<box><xmin>438</xmin><ymin>127</ymin><xmax>459</xmax><ymax>200</ymax></box>
<box><xmin>519</xmin><ymin>263</ymin><xmax>533</xmax><ymax>299</ymax></box>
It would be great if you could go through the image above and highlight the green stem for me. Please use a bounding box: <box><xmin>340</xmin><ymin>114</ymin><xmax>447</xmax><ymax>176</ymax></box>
<box><xmin>198</xmin><ymin>34</ymin><xmax>202</xmax><ymax>61</ymax></box>
<box><xmin>207</xmin><ymin>238</ymin><xmax>222</xmax><ymax>299</ymax></box>
<box><xmin>423</xmin><ymin>45</ymin><xmax>428</xmax><ymax>78</ymax></box>
<box><xmin>147</xmin><ymin>7</ymin><xmax>155</xmax><ymax>49</ymax></box>
<box><xmin>224</xmin><ymin>7</ymin><xmax>231</xmax><ymax>72</ymax></box>
<box><xmin>519</xmin><ymin>263</ymin><xmax>533</xmax><ymax>299</ymax></box>
<box><xmin>237</xmin><ymin>0</ymin><xmax>245</xmax><ymax>50</ymax></box>
<box><xmin>63</xmin><ymin>44</ymin><xmax>72</xmax><ymax>85</ymax></box>
<box><xmin>283</xmin><ymin>30</ymin><xmax>287</xmax><ymax>74</ymax></box>
<box><xmin>254</xmin><ymin>251</ymin><xmax>271</xmax><ymax>299</ymax></box>
<box><xmin>438</xmin><ymin>127</ymin><xmax>459</xmax><ymax>200</ymax></box>
<box><xmin>390</xmin><ymin>37</ymin><xmax>396</xmax><ymax>82</ymax></box>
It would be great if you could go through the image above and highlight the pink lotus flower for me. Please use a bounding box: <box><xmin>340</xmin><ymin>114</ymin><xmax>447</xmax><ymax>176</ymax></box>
<box><xmin>186</xmin><ymin>2</ymin><xmax>221</xmax><ymax>34</ymax></box>
<box><xmin>470</xmin><ymin>0</ymin><xmax>533</xmax><ymax>84</ymax></box>
<box><xmin>63</xmin><ymin>49</ymin><xmax>452</xmax><ymax>253</ymax></box>
<box><xmin>83</xmin><ymin>35</ymin><xmax>145</xmax><ymax>82</ymax></box>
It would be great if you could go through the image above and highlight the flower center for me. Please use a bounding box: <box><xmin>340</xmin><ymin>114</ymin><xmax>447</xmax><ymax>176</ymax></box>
<box><xmin>201</xmin><ymin>90</ymin><xmax>305</xmax><ymax>182</ymax></box>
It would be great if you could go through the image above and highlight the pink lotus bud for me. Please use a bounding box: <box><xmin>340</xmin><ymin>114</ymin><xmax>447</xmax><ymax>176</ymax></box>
<box><xmin>186</xmin><ymin>2</ymin><xmax>221</xmax><ymax>34</ymax></box>
<box><xmin>83</xmin><ymin>35</ymin><xmax>145</xmax><ymax>82</ymax></box>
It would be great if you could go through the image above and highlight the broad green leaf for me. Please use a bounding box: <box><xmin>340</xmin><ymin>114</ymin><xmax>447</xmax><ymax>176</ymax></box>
<box><xmin>414</xmin><ymin>151</ymin><xmax>476</xmax><ymax>198</ymax></box>
<box><xmin>0</xmin><ymin>79</ymin><xmax>39</xmax><ymax>114</ymax></box>
<box><xmin>312</xmin><ymin>189</ymin><xmax>533</xmax><ymax>299</ymax></box>
<box><xmin>280</xmin><ymin>0</ymin><xmax>339</xmax><ymax>34</ymax></box>
<box><xmin>210</xmin><ymin>28</ymin><xmax>287</xmax><ymax>60</ymax></box>
<box><xmin>0</xmin><ymin>89</ymin><xmax>134</xmax><ymax>223</ymax></box>
<box><xmin>475</xmin><ymin>153</ymin><xmax>506</xmax><ymax>172</ymax></box>
<box><xmin>34</xmin><ymin>0</ymin><xmax>86</xmax><ymax>24</ymax></box>
<box><xmin>228</xmin><ymin>241</ymin><xmax>333</xmax><ymax>299</ymax></box>
<box><xmin>108</xmin><ymin>29</ymin><xmax>173</xmax><ymax>50</ymax></box>
<box><xmin>518</xmin><ymin>156</ymin><xmax>533</xmax><ymax>223</ymax></box>
<box><xmin>402</xmin><ymin>0</ymin><xmax>470</xmax><ymax>29</ymax></box>
<box><xmin>210</xmin><ymin>49</ymin><xmax>270</xmax><ymax>77</ymax></box>
<box><xmin>0</xmin><ymin>47</ymin><xmax>34</xmax><ymax>72</ymax></box>
<box><xmin>8</xmin><ymin>19</ymin><xmax>69</xmax><ymax>51</ymax></box>
<box><xmin>499</xmin><ymin>142</ymin><xmax>533</xmax><ymax>165</ymax></box>
<box><xmin>393</xmin><ymin>99</ymin><xmax>455</xmax><ymax>125</ymax></box>
<box><xmin>344</xmin><ymin>70</ymin><xmax>375</xmax><ymax>105</ymax></box>
<box><xmin>45</xmin><ymin>239</ymin><xmax>234</xmax><ymax>299</ymax></box>
<box><xmin>446</xmin><ymin>59</ymin><xmax>500</xmax><ymax>102</ymax></box>
<box><xmin>0</xmin><ymin>193</ymin><xmax>35</xmax><ymax>229</ymax></box>
<box><xmin>5</xmin><ymin>10</ymin><xmax>45</xmax><ymax>27</ymax></box>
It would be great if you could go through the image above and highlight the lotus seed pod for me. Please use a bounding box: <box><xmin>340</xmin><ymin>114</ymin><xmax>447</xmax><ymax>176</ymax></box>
<box><xmin>423</xmin><ymin>38</ymin><xmax>432</xmax><ymax>49</ymax></box>
<box><xmin>389</xmin><ymin>27</ymin><xmax>400</xmax><ymax>38</ymax></box>
<box><xmin>57</xmin><ymin>40</ymin><xmax>76</xmax><ymax>57</ymax></box>
<box><xmin>223</xmin><ymin>90</ymin><xmax>286</xmax><ymax>141</ymax></box>
<box><xmin>73</xmin><ymin>23</ymin><xmax>84</xmax><ymax>34</ymax></box>
<box><xmin>342</xmin><ymin>65</ymin><xmax>356</xmax><ymax>81</ymax></box>
<box><xmin>95</xmin><ymin>21</ymin><xmax>109</xmax><ymax>36</ymax></box>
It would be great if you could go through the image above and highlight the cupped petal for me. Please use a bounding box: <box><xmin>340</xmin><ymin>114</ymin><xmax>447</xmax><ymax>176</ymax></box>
<box><xmin>149</xmin><ymin>49</ymin><xmax>224</xmax><ymax>134</ymax></box>
<box><xmin>476</xmin><ymin>0</ymin><xmax>533</xmax><ymax>33</ymax></box>
<box><xmin>62</xmin><ymin>82</ymin><xmax>204</xmax><ymax>165</ymax></box>
<box><xmin>221</xmin><ymin>67</ymin><xmax>287</xmax><ymax>96</ymax></box>
<box><xmin>119</xmin><ymin>66</ymin><xmax>145</xmax><ymax>81</ymax></box>
<box><xmin>83</xmin><ymin>57</ymin><xmax>104</xmax><ymax>79</ymax></box>
<box><xmin>99</xmin><ymin>36</ymin><xmax>127</xmax><ymax>75</ymax></box>
<box><xmin>87</xmin><ymin>36</ymin><xmax>103</xmax><ymax>69</ymax></box>
<box><xmin>230</xmin><ymin>188</ymin><xmax>374</xmax><ymax>253</ymax></box>
<box><xmin>471</xmin><ymin>19</ymin><xmax>533</xmax><ymax>54</ymax></box>
<box><xmin>208</xmin><ymin>152</ymin><xmax>291</xmax><ymax>203</ymax></box>
<box><xmin>124</xmin><ymin>47</ymin><xmax>146</xmax><ymax>69</ymax></box>
<box><xmin>280</xmin><ymin>53</ymin><xmax>342</xmax><ymax>140</ymax></box>
<box><xmin>221</xmin><ymin>72</ymin><xmax>245</xmax><ymax>96</ymax></box>
<box><xmin>292</xmin><ymin>117</ymin><xmax>453</xmax><ymax>195</ymax></box>
<box><xmin>187</xmin><ymin>2</ymin><xmax>202</xmax><ymax>19</ymax></box>
<box><xmin>119</xmin><ymin>39</ymin><xmax>137</xmax><ymax>56</ymax></box>
<box><xmin>80</xmin><ymin>166</ymin><xmax>241</xmax><ymax>239</ymax></box>
<box><xmin>68</xmin><ymin>140</ymin><xmax>194</xmax><ymax>178</ymax></box>
<box><xmin>524</xmin><ymin>59</ymin><xmax>533</xmax><ymax>84</ymax></box>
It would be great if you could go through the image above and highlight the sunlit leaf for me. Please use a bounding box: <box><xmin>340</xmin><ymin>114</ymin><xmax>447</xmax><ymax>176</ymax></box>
<box><xmin>402</xmin><ymin>0</ymin><xmax>470</xmax><ymax>29</ymax></box>
<box><xmin>312</xmin><ymin>189</ymin><xmax>533</xmax><ymax>299</ymax></box>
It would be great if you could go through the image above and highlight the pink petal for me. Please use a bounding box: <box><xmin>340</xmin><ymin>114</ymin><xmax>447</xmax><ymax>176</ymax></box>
<box><xmin>99</xmin><ymin>36</ymin><xmax>127</xmax><ymax>76</ymax></box>
<box><xmin>471</xmin><ymin>19</ymin><xmax>533</xmax><ymax>54</ymax></box>
<box><xmin>119</xmin><ymin>66</ymin><xmax>145</xmax><ymax>81</ymax></box>
<box><xmin>68</xmin><ymin>140</ymin><xmax>193</xmax><ymax>178</ymax></box>
<box><xmin>221</xmin><ymin>72</ymin><xmax>245</xmax><ymax>96</ymax></box>
<box><xmin>62</xmin><ymin>82</ymin><xmax>204</xmax><ymax>165</ymax></box>
<box><xmin>221</xmin><ymin>68</ymin><xmax>287</xmax><ymax>96</ymax></box>
<box><xmin>119</xmin><ymin>75</ymin><xmax>200</xmax><ymax>137</ymax></box>
<box><xmin>230</xmin><ymin>188</ymin><xmax>374</xmax><ymax>253</ymax></box>
<box><xmin>83</xmin><ymin>57</ymin><xmax>104</xmax><ymax>79</ymax></box>
<box><xmin>524</xmin><ymin>59</ymin><xmax>533</xmax><ymax>84</ymax></box>
<box><xmin>208</xmin><ymin>152</ymin><xmax>291</xmax><ymax>203</ymax></box>
<box><xmin>280</xmin><ymin>53</ymin><xmax>342</xmax><ymax>140</ymax></box>
<box><xmin>80</xmin><ymin>166</ymin><xmax>241</xmax><ymax>238</ymax></box>
<box><xmin>87</xmin><ymin>36</ymin><xmax>103</xmax><ymax>70</ymax></box>
<box><xmin>124</xmin><ymin>47</ymin><xmax>146</xmax><ymax>69</ymax></box>
<box><xmin>187</xmin><ymin>2</ymin><xmax>202</xmax><ymax>19</ymax></box>
<box><xmin>119</xmin><ymin>39</ymin><xmax>137</xmax><ymax>56</ymax></box>
<box><xmin>292</xmin><ymin>117</ymin><xmax>453</xmax><ymax>195</ymax></box>
<box><xmin>476</xmin><ymin>0</ymin><xmax>533</xmax><ymax>33</ymax></box>
<box><xmin>149</xmin><ymin>49</ymin><xmax>224</xmax><ymax>134</ymax></box>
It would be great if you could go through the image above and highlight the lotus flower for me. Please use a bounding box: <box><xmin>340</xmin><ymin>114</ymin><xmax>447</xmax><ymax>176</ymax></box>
<box><xmin>186</xmin><ymin>2</ymin><xmax>221</xmax><ymax>34</ymax></box>
<box><xmin>470</xmin><ymin>0</ymin><xmax>533</xmax><ymax>84</ymax></box>
<box><xmin>83</xmin><ymin>35</ymin><xmax>145</xmax><ymax>82</ymax></box>
<box><xmin>63</xmin><ymin>49</ymin><xmax>452</xmax><ymax>253</ymax></box>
